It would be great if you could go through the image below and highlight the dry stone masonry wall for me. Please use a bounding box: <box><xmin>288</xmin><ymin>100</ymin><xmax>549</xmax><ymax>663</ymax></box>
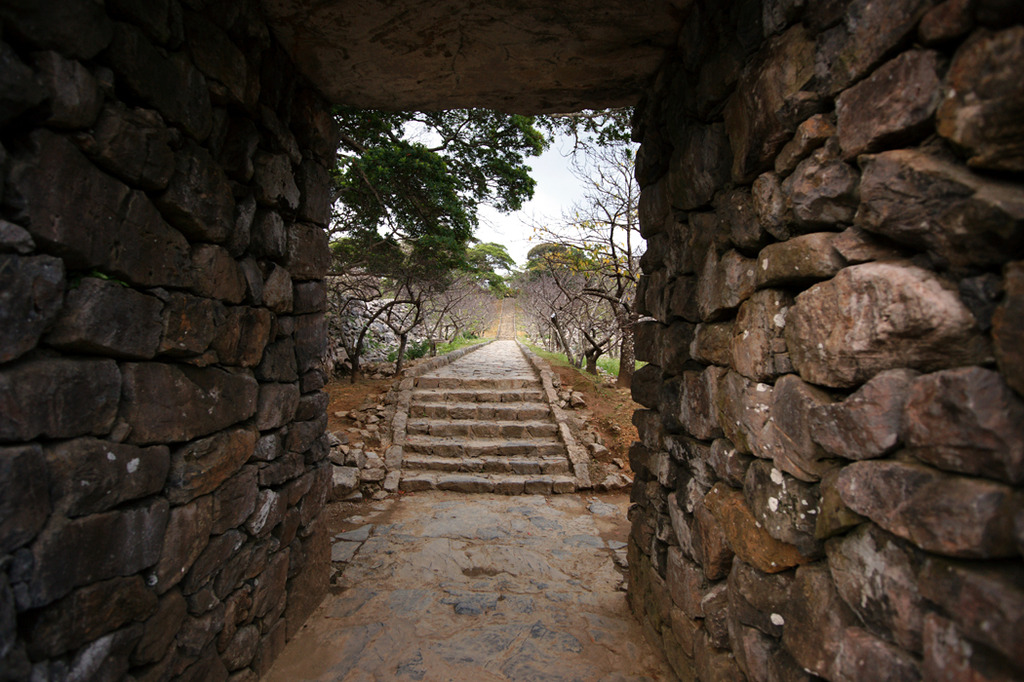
<box><xmin>0</xmin><ymin>1</ymin><xmax>338</xmax><ymax>679</ymax></box>
<box><xmin>629</xmin><ymin>0</ymin><xmax>1024</xmax><ymax>680</ymax></box>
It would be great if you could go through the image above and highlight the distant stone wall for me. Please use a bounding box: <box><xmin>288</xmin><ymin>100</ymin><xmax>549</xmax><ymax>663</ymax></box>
<box><xmin>629</xmin><ymin>1</ymin><xmax>1024</xmax><ymax>680</ymax></box>
<box><xmin>0</xmin><ymin>1</ymin><xmax>338</xmax><ymax>679</ymax></box>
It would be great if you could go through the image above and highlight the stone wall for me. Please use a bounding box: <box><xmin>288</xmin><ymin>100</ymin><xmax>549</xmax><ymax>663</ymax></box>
<box><xmin>628</xmin><ymin>0</ymin><xmax>1024</xmax><ymax>680</ymax></box>
<box><xmin>0</xmin><ymin>1</ymin><xmax>338</xmax><ymax>679</ymax></box>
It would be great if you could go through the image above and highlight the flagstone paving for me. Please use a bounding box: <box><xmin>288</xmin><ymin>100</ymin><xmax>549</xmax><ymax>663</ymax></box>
<box><xmin>263</xmin><ymin>492</ymin><xmax>675</xmax><ymax>681</ymax></box>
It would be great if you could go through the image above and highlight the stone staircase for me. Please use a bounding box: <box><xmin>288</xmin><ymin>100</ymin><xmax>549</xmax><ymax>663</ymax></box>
<box><xmin>397</xmin><ymin>341</ymin><xmax>578</xmax><ymax>494</ymax></box>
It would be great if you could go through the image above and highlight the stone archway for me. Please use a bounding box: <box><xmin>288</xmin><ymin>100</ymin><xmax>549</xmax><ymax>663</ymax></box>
<box><xmin>1</xmin><ymin>0</ymin><xmax>1022</xmax><ymax>679</ymax></box>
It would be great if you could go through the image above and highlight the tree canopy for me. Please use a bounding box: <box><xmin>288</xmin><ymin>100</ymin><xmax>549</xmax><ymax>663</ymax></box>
<box><xmin>331</xmin><ymin>107</ymin><xmax>548</xmax><ymax>273</ymax></box>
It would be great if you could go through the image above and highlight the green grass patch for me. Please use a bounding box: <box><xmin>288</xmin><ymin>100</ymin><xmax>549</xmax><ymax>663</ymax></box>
<box><xmin>597</xmin><ymin>356</ymin><xmax>647</xmax><ymax>377</ymax></box>
<box><xmin>436</xmin><ymin>334</ymin><xmax>492</xmax><ymax>355</ymax></box>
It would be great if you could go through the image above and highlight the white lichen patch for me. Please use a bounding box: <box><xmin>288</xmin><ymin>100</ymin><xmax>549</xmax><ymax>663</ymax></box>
<box><xmin>770</xmin><ymin>468</ymin><xmax>784</xmax><ymax>485</ymax></box>
<box><xmin>127</xmin><ymin>457</ymin><xmax>140</xmax><ymax>474</ymax></box>
<box><xmin>768</xmin><ymin>497</ymin><xmax>779</xmax><ymax>512</ymax></box>
<box><xmin>770</xmin><ymin>613</ymin><xmax>785</xmax><ymax>626</ymax></box>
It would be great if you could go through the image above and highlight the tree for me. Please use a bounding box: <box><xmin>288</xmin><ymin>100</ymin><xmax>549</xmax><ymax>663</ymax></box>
<box><xmin>465</xmin><ymin>242</ymin><xmax>517</xmax><ymax>296</ymax></box>
<box><xmin>332</xmin><ymin>107</ymin><xmax>547</xmax><ymax>269</ymax></box>
<box><xmin>328</xmin><ymin>108</ymin><xmax>547</xmax><ymax>377</ymax></box>
<box><xmin>525</xmin><ymin>141</ymin><xmax>642</xmax><ymax>387</ymax></box>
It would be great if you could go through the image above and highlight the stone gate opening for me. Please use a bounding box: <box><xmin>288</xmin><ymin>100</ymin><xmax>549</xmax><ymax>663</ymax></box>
<box><xmin>1</xmin><ymin>0</ymin><xmax>1022</xmax><ymax>680</ymax></box>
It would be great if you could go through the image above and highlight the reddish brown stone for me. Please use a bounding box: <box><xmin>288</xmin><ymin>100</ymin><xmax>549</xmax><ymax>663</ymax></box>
<box><xmin>835</xmin><ymin>626</ymin><xmax>922</xmax><ymax>682</ymax></box>
<box><xmin>182</xmin><ymin>530</ymin><xmax>246</xmax><ymax>595</ymax></box>
<box><xmin>919</xmin><ymin>558</ymin><xmax>1024</xmax><ymax>663</ymax></box>
<box><xmin>903</xmin><ymin>367</ymin><xmax>1024</xmax><ymax>483</ymax></box>
<box><xmin>0</xmin><ymin>253</ymin><xmax>63</xmax><ymax>363</ymax></box>
<box><xmin>744</xmin><ymin>460</ymin><xmax>822</xmax><ymax>556</ymax></box>
<box><xmin>19</xmin><ymin>499</ymin><xmax>169</xmax><ymax>608</ymax></box>
<box><xmin>156</xmin><ymin>141</ymin><xmax>235</xmax><ymax>244</ymax></box>
<box><xmin>46</xmin><ymin>438</ymin><xmax>169</xmax><ymax>517</ymax></box>
<box><xmin>827</xmin><ymin>523</ymin><xmax>928</xmax><ymax>652</ymax></box>
<box><xmin>666</xmin><ymin>546</ymin><xmax>707</xmax><ymax>618</ymax></box>
<box><xmin>9</xmin><ymin>131</ymin><xmax>193</xmax><ymax>288</ymax></box>
<box><xmin>190</xmin><ymin>244</ymin><xmax>246</xmax><ymax>304</ymax></box>
<box><xmin>256</xmin><ymin>383</ymin><xmax>301</xmax><ymax>431</ymax></box>
<box><xmin>919</xmin><ymin>0</ymin><xmax>974</xmax><ymax>44</ymax></box>
<box><xmin>730</xmin><ymin>289</ymin><xmax>794</xmax><ymax>382</ymax></box>
<box><xmin>727</xmin><ymin>559</ymin><xmax>795</xmax><ymax>638</ymax></box>
<box><xmin>923</xmin><ymin>613</ymin><xmax>1022</xmax><ymax>682</ymax></box>
<box><xmin>262</xmin><ymin>265</ymin><xmax>293</xmax><ymax>314</ymax></box>
<box><xmin>121</xmin><ymin>363</ymin><xmax>258</xmax><ymax>444</ymax></box>
<box><xmin>782</xmin><ymin>142</ymin><xmax>860</xmax><ymax>228</ymax></box>
<box><xmin>856</xmin><ymin>150</ymin><xmax>1024</xmax><ymax>272</ymax></box>
<box><xmin>694</xmin><ymin>628</ymin><xmax>746</xmax><ymax>682</ymax></box>
<box><xmin>697</xmin><ymin>249</ymin><xmax>758</xmax><ymax>321</ymax></box>
<box><xmin>714</xmin><ymin>370</ymin><xmax>773</xmax><ymax>457</ymax></box>
<box><xmin>667</xmin><ymin>122</ymin><xmax>732</xmax><ymax>210</ymax></box>
<box><xmin>212</xmin><ymin>465</ymin><xmax>258</xmax><ymax>535</ymax></box>
<box><xmin>836</xmin><ymin>460</ymin><xmax>1019</xmax><ymax>558</ymax></box>
<box><xmin>992</xmin><ymin>261</ymin><xmax>1024</xmax><ymax>397</ymax></box>
<box><xmin>703</xmin><ymin>483</ymin><xmax>809</xmax><ymax>574</ymax></box>
<box><xmin>294</xmin><ymin>313</ymin><xmax>328</xmax><ymax>374</ymax></box>
<box><xmin>814</xmin><ymin>467</ymin><xmax>866</xmax><ymax>540</ymax></box>
<box><xmin>810</xmin><ymin>368</ymin><xmax>918</xmax><ymax>461</ymax></box>
<box><xmin>676</xmin><ymin>367</ymin><xmax>724</xmax><ymax>441</ymax></box>
<box><xmin>106</xmin><ymin>23</ymin><xmax>211</xmax><ymax>140</ymax></box>
<box><xmin>690</xmin><ymin>321</ymin><xmax>733</xmax><ymax>367</ymax></box>
<box><xmin>775</xmin><ymin>113</ymin><xmax>835</xmax><ymax>176</ymax></box>
<box><xmin>814</xmin><ymin>0</ymin><xmax>937</xmax><ymax>94</ymax></box>
<box><xmin>694</xmin><ymin>491</ymin><xmax>735</xmax><ymax>581</ymax></box>
<box><xmin>755</xmin><ymin>233</ymin><xmax>844</xmax><ymax>289</ymax></box>
<box><xmin>0</xmin><ymin>358</ymin><xmax>119</xmax><ymax>442</ymax></box>
<box><xmin>770</xmin><ymin>374</ymin><xmax>835</xmax><ymax>482</ymax></box>
<box><xmin>152</xmin><ymin>495</ymin><xmax>214</xmax><ymax>593</ymax></box>
<box><xmin>25</xmin><ymin>575</ymin><xmax>156</xmax><ymax>657</ymax></box>
<box><xmin>781</xmin><ymin>562</ymin><xmax>860</xmax><ymax>679</ymax></box>
<box><xmin>937</xmin><ymin>27</ymin><xmax>1024</xmax><ymax>172</ymax></box>
<box><xmin>47</xmin><ymin>277</ymin><xmax>164</xmax><ymax>359</ymax></box>
<box><xmin>156</xmin><ymin>291</ymin><xmax>225</xmax><ymax>357</ymax></box>
<box><xmin>256</xmin><ymin>337</ymin><xmax>298</xmax><ymax>383</ymax></box>
<box><xmin>167</xmin><ymin>428</ymin><xmax>256</xmax><ymax>505</ymax></box>
<box><xmin>79</xmin><ymin>103</ymin><xmax>174</xmax><ymax>190</ymax></box>
<box><xmin>724</xmin><ymin>26</ymin><xmax>823</xmax><ymax>182</ymax></box>
<box><xmin>837</xmin><ymin>50</ymin><xmax>942</xmax><ymax>159</ymax></box>
<box><xmin>831</xmin><ymin>226</ymin><xmax>905</xmax><ymax>265</ymax></box>
<box><xmin>133</xmin><ymin>589</ymin><xmax>186</xmax><ymax>665</ymax></box>
<box><xmin>785</xmin><ymin>261</ymin><xmax>990</xmax><ymax>388</ymax></box>
<box><xmin>0</xmin><ymin>444</ymin><xmax>49</xmax><ymax>554</ymax></box>
<box><xmin>752</xmin><ymin>171</ymin><xmax>791</xmax><ymax>241</ymax></box>
<box><xmin>717</xmin><ymin>188</ymin><xmax>768</xmax><ymax>252</ymax></box>
<box><xmin>709</xmin><ymin>438</ymin><xmax>752</xmax><ymax>489</ymax></box>
<box><xmin>211</xmin><ymin>306</ymin><xmax>272</xmax><ymax>367</ymax></box>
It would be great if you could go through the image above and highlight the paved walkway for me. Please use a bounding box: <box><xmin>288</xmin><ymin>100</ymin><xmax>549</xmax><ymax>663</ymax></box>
<box><xmin>263</xmin><ymin>492</ymin><xmax>675</xmax><ymax>681</ymax></box>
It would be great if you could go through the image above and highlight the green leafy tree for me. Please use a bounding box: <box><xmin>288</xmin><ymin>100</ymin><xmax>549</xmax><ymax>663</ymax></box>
<box><xmin>465</xmin><ymin>242</ymin><xmax>517</xmax><ymax>296</ymax></box>
<box><xmin>332</xmin><ymin>107</ymin><xmax>547</xmax><ymax>271</ymax></box>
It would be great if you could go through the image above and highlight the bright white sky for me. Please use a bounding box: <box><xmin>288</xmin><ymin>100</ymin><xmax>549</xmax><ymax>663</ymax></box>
<box><xmin>475</xmin><ymin>135</ymin><xmax>590</xmax><ymax>269</ymax></box>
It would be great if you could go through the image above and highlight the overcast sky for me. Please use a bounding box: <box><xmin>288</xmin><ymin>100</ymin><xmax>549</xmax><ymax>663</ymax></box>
<box><xmin>475</xmin><ymin>135</ymin><xmax>590</xmax><ymax>269</ymax></box>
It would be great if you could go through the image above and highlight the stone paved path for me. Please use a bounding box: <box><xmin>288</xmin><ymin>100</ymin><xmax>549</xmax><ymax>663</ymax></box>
<box><xmin>263</xmin><ymin>492</ymin><xmax>676</xmax><ymax>681</ymax></box>
<box><xmin>397</xmin><ymin>340</ymin><xmax>578</xmax><ymax>494</ymax></box>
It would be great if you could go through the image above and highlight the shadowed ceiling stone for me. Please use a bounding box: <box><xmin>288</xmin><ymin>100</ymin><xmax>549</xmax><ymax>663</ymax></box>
<box><xmin>260</xmin><ymin>0</ymin><xmax>686</xmax><ymax>112</ymax></box>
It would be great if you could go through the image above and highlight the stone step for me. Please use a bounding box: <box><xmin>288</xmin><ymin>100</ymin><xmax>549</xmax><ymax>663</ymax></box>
<box><xmin>406</xmin><ymin>419</ymin><xmax>559</xmax><ymax>439</ymax></box>
<box><xmin>409</xmin><ymin>401</ymin><xmax>552</xmax><ymax>421</ymax></box>
<box><xmin>401</xmin><ymin>453</ymin><xmax>571</xmax><ymax>475</ymax></box>
<box><xmin>411</xmin><ymin>388</ymin><xmax>546</xmax><ymax>404</ymax></box>
<box><xmin>399</xmin><ymin>471</ymin><xmax>576</xmax><ymax>495</ymax></box>
<box><xmin>403</xmin><ymin>436</ymin><xmax>565</xmax><ymax>458</ymax></box>
<box><xmin>415</xmin><ymin>376</ymin><xmax>537</xmax><ymax>390</ymax></box>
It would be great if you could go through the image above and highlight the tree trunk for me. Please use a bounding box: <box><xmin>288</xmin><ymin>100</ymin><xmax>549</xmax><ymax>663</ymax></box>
<box><xmin>550</xmin><ymin>313</ymin><xmax>577</xmax><ymax>366</ymax></box>
<box><xmin>616</xmin><ymin>309</ymin><xmax>637</xmax><ymax>389</ymax></box>
<box><xmin>394</xmin><ymin>333</ymin><xmax>409</xmax><ymax>375</ymax></box>
<box><xmin>584</xmin><ymin>348</ymin><xmax>600</xmax><ymax>374</ymax></box>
